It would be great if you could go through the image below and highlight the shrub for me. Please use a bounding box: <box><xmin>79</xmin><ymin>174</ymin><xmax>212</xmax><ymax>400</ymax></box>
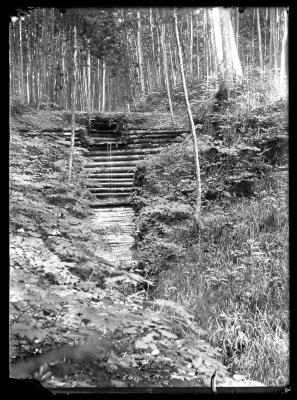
<box><xmin>10</xmin><ymin>95</ymin><xmax>29</xmax><ymax>117</ymax></box>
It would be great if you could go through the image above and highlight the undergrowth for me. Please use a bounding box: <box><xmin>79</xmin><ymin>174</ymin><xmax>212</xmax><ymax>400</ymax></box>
<box><xmin>132</xmin><ymin>84</ymin><xmax>288</xmax><ymax>386</ymax></box>
<box><xmin>9</xmin><ymin>110</ymin><xmax>231</xmax><ymax>387</ymax></box>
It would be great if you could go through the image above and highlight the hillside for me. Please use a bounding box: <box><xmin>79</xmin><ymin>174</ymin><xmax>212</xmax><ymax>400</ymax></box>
<box><xmin>9</xmin><ymin>101</ymin><xmax>277</xmax><ymax>389</ymax></box>
<box><xmin>131</xmin><ymin>95</ymin><xmax>288</xmax><ymax>386</ymax></box>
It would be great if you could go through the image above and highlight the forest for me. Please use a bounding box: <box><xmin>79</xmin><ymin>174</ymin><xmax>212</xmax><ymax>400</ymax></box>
<box><xmin>9</xmin><ymin>6</ymin><xmax>288</xmax><ymax>392</ymax></box>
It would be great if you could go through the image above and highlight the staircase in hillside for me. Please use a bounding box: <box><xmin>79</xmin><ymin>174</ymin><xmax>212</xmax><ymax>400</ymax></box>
<box><xmin>77</xmin><ymin>114</ymin><xmax>188</xmax><ymax>269</ymax></box>
<box><xmin>84</xmin><ymin>117</ymin><xmax>188</xmax><ymax>207</ymax></box>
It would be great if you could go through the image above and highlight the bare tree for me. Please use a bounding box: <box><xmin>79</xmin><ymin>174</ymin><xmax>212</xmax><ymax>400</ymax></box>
<box><xmin>101</xmin><ymin>56</ymin><xmax>106</xmax><ymax>112</ymax></box>
<box><xmin>68</xmin><ymin>23</ymin><xmax>78</xmax><ymax>182</ymax></box>
<box><xmin>173</xmin><ymin>8</ymin><xmax>201</xmax><ymax>219</ymax></box>
<box><xmin>19</xmin><ymin>18</ymin><xmax>24</xmax><ymax>98</ymax></box>
<box><xmin>157</xmin><ymin>10</ymin><xmax>174</xmax><ymax>120</ymax></box>
<box><xmin>136</xmin><ymin>10</ymin><xmax>145</xmax><ymax>98</ymax></box>
<box><xmin>257</xmin><ymin>8</ymin><xmax>264</xmax><ymax>72</ymax></box>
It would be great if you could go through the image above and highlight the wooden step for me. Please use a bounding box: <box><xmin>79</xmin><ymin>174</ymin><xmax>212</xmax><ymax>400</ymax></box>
<box><xmin>87</xmin><ymin>178</ymin><xmax>133</xmax><ymax>183</ymax></box>
<box><xmin>89</xmin><ymin>199</ymin><xmax>131</xmax><ymax>207</ymax></box>
<box><xmin>91</xmin><ymin>137</ymin><xmax>182</xmax><ymax>145</ymax></box>
<box><xmin>89</xmin><ymin>143</ymin><xmax>170</xmax><ymax>150</ymax></box>
<box><xmin>86</xmin><ymin>160</ymin><xmax>137</xmax><ymax>167</ymax></box>
<box><xmin>90</xmin><ymin>202</ymin><xmax>132</xmax><ymax>209</ymax></box>
<box><xmin>86</xmin><ymin>173</ymin><xmax>134</xmax><ymax>179</ymax></box>
<box><xmin>87</xmin><ymin>154</ymin><xmax>145</xmax><ymax>162</ymax></box>
<box><xmin>89</xmin><ymin>132</ymin><xmax>182</xmax><ymax>139</ymax></box>
<box><xmin>84</xmin><ymin>166</ymin><xmax>136</xmax><ymax>172</ymax></box>
<box><xmin>93</xmin><ymin>192</ymin><xmax>132</xmax><ymax>197</ymax></box>
<box><xmin>89</xmin><ymin>129</ymin><xmax>186</xmax><ymax>135</ymax></box>
<box><xmin>90</xmin><ymin>187</ymin><xmax>133</xmax><ymax>193</ymax></box>
<box><xmin>86</xmin><ymin>148</ymin><xmax>162</xmax><ymax>156</ymax></box>
<box><xmin>87</xmin><ymin>181</ymin><xmax>133</xmax><ymax>187</ymax></box>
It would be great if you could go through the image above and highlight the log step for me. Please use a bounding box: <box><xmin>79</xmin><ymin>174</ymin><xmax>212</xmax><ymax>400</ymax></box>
<box><xmin>89</xmin><ymin>200</ymin><xmax>131</xmax><ymax>207</ymax></box>
<box><xmin>90</xmin><ymin>143</ymin><xmax>171</xmax><ymax>150</ymax></box>
<box><xmin>93</xmin><ymin>192</ymin><xmax>132</xmax><ymax>197</ymax></box>
<box><xmin>87</xmin><ymin>182</ymin><xmax>133</xmax><ymax>187</ymax></box>
<box><xmin>86</xmin><ymin>173</ymin><xmax>134</xmax><ymax>179</ymax></box>
<box><xmin>89</xmin><ymin>129</ymin><xmax>187</xmax><ymax>135</ymax></box>
<box><xmin>90</xmin><ymin>188</ymin><xmax>133</xmax><ymax>193</ymax></box>
<box><xmin>86</xmin><ymin>161</ymin><xmax>137</xmax><ymax>168</ymax></box>
<box><xmin>84</xmin><ymin>166</ymin><xmax>136</xmax><ymax>172</ymax></box>
<box><xmin>89</xmin><ymin>132</ymin><xmax>182</xmax><ymax>139</ymax></box>
<box><xmin>87</xmin><ymin>146</ymin><xmax>163</xmax><ymax>153</ymax></box>
<box><xmin>91</xmin><ymin>137</ymin><xmax>182</xmax><ymax>145</ymax></box>
<box><xmin>87</xmin><ymin>155</ymin><xmax>145</xmax><ymax>162</ymax></box>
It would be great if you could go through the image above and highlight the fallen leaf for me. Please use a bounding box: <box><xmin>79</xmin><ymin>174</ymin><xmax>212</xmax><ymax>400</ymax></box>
<box><xmin>135</xmin><ymin>339</ymin><xmax>149</xmax><ymax>349</ymax></box>
<box><xmin>158</xmin><ymin>330</ymin><xmax>178</xmax><ymax>339</ymax></box>
<box><xmin>192</xmin><ymin>356</ymin><xmax>202</xmax><ymax>369</ymax></box>
<box><xmin>111</xmin><ymin>380</ymin><xmax>128</xmax><ymax>387</ymax></box>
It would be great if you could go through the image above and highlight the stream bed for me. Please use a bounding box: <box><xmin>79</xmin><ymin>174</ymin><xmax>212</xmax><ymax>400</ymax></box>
<box><xmin>90</xmin><ymin>206</ymin><xmax>137</xmax><ymax>270</ymax></box>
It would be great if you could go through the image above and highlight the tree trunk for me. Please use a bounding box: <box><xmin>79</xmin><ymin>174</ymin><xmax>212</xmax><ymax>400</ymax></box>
<box><xmin>226</xmin><ymin>9</ymin><xmax>243</xmax><ymax>82</ymax></box>
<box><xmin>257</xmin><ymin>8</ymin><xmax>264</xmax><ymax>72</ymax></box>
<box><xmin>9</xmin><ymin>23</ymin><xmax>14</xmax><ymax>99</ymax></box>
<box><xmin>33</xmin><ymin>10</ymin><xmax>39</xmax><ymax>109</ymax></box>
<box><xmin>279</xmin><ymin>8</ymin><xmax>288</xmax><ymax>100</ymax></box>
<box><xmin>211</xmin><ymin>8</ymin><xmax>224</xmax><ymax>79</ymax></box>
<box><xmin>236</xmin><ymin>10</ymin><xmax>239</xmax><ymax>48</ymax></box>
<box><xmin>273</xmin><ymin>9</ymin><xmax>278</xmax><ymax>77</ymax></box>
<box><xmin>264</xmin><ymin>8</ymin><xmax>268</xmax><ymax>68</ymax></box>
<box><xmin>108</xmin><ymin>75</ymin><xmax>112</xmax><ymax>112</ymax></box>
<box><xmin>68</xmin><ymin>23</ymin><xmax>78</xmax><ymax>182</ymax></box>
<box><xmin>189</xmin><ymin>11</ymin><xmax>193</xmax><ymax>76</ymax></box>
<box><xmin>156</xmin><ymin>16</ymin><xmax>163</xmax><ymax>89</ymax></box>
<box><xmin>195</xmin><ymin>14</ymin><xmax>200</xmax><ymax>78</ymax></box>
<box><xmin>173</xmin><ymin>8</ymin><xmax>201</xmax><ymax>219</ymax></box>
<box><xmin>168</xmin><ymin>38</ymin><xmax>176</xmax><ymax>87</ymax></box>
<box><xmin>50</xmin><ymin>8</ymin><xmax>55</xmax><ymax>104</ymax></box>
<box><xmin>61</xmin><ymin>28</ymin><xmax>66</xmax><ymax>109</ymax></box>
<box><xmin>269</xmin><ymin>8</ymin><xmax>275</xmax><ymax>75</ymax></box>
<box><xmin>159</xmin><ymin>15</ymin><xmax>174</xmax><ymax>120</ymax></box>
<box><xmin>25</xmin><ymin>24</ymin><xmax>33</xmax><ymax>105</ymax></box>
<box><xmin>87</xmin><ymin>39</ymin><xmax>91</xmax><ymax>110</ymax></box>
<box><xmin>136</xmin><ymin>10</ymin><xmax>145</xmax><ymax>98</ymax></box>
<box><xmin>220</xmin><ymin>9</ymin><xmax>233</xmax><ymax>84</ymax></box>
<box><xmin>101</xmin><ymin>57</ymin><xmax>106</xmax><ymax>112</ymax></box>
<box><xmin>210</xmin><ymin>7</ymin><xmax>242</xmax><ymax>84</ymax></box>
<box><xmin>208</xmin><ymin>9</ymin><xmax>217</xmax><ymax>76</ymax></box>
<box><xmin>97</xmin><ymin>58</ymin><xmax>101</xmax><ymax>111</ymax></box>
<box><xmin>149</xmin><ymin>8</ymin><xmax>157</xmax><ymax>86</ymax></box>
<box><xmin>146</xmin><ymin>59</ymin><xmax>152</xmax><ymax>93</ymax></box>
<box><xmin>203</xmin><ymin>10</ymin><xmax>208</xmax><ymax>80</ymax></box>
<box><xmin>19</xmin><ymin>18</ymin><xmax>24</xmax><ymax>98</ymax></box>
